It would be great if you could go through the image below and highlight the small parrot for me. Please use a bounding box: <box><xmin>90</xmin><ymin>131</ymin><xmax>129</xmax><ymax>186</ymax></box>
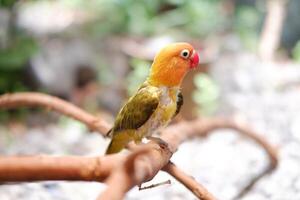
<box><xmin>106</xmin><ymin>42</ymin><xmax>199</xmax><ymax>154</ymax></box>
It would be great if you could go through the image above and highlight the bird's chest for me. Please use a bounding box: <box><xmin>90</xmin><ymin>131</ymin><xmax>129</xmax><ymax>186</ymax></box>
<box><xmin>157</xmin><ymin>89</ymin><xmax>177</xmax><ymax>123</ymax></box>
<box><xmin>142</xmin><ymin>87</ymin><xmax>178</xmax><ymax>135</ymax></box>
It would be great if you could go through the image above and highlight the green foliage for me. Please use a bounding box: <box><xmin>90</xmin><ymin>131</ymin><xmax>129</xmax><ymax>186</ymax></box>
<box><xmin>292</xmin><ymin>40</ymin><xmax>300</xmax><ymax>63</ymax></box>
<box><xmin>62</xmin><ymin>0</ymin><xmax>161</xmax><ymax>36</ymax></box>
<box><xmin>58</xmin><ymin>116</ymin><xmax>86</xmax><ymax>131</ymax></box>
<box><xmin>0</xmin><ymin>36</ymin><xmax>37</xmax><ymax>69</ymax></box>
<box><xmin>234</xmin><ymin>6</ymin><xmax>262</xmax><ymax>51</ymax></box>
<box><xmin>96</xmin><ymin>61</ymin><xmax>115</xmax><ymax>86</ymax></box>
<box><xmin>0</xmin><ymin>35</ymin><xmax>38</xmax><ymax>93</ymax></box>
<box><xmin>0</xmin><ymin>0</ymin><xmax>18</xmax><ymax>8</ymax></box>
<box><xmin>156</xmin><ymin>0</ymin><xmax>225</xmax><ymax>37</ymax></box>
<box><xmin>192</xmin><ymin>73</ymin><xmax>219</xmax><ymax>116</ymax></box>
<box><xmin>126</xmin><ymin>58</ymin><xmax>150</xmax><ymax>95</ymax></box>
<box><xmin>62</xmin><ymin>0</ymin><xmax>226</xmax><ymax>38</ymax></box>
<box><xmin>0</xmin><ymin>108</ymin><xmax>30</xmax><ymax>122</ymax></box>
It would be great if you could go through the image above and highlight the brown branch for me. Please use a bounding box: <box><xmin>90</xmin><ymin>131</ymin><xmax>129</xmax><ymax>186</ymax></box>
<box><xmin>0</xmin><ymin>92</ymin><xmax>110</xmax><ymax>134</ymax></box>
<box><xmin>186</xmin><ymin>118</ymin><xmax>278</xmax><ymax>168</ymax></box>
<box><xmin>233</xmin><ymin>165</ymin><xmax>275</xmax><ymax>200</ymax></box>
<box><xmin>163</xmin><ymin>118</ymin><xmax>278</xmax><ymax>198</ymax></box>
<box><xmin>97</xmin><ymin>146</ymin><xmax>160</xmax><ymax>200</ymax></box>
<box><xmin>0</xmin><ymin>93</ymin><xmax>277</xmax><ymax>167</ymax></box>
<box><xmin>0</xmin><ymin>92</ymin><xmax>215</xmax><ymax>199</ymax></box>
<box><xmin>97</xmin><ymin>118</ymin><xmax>278</xmax><ymax>200</ymax></box>
<box><xmin>0</xmin><ymin>92</ymin><xmax>278</xmax><ymax>200</ymax></box>
<box><xmin>163</xmin><ymin>162</ymin><xmax>217</xmax><ymax>200</ymax></box>
<box><xmin>0</xmin><ymin>155</ymin><xmax>123</xmax><ymax>182</ymax></box>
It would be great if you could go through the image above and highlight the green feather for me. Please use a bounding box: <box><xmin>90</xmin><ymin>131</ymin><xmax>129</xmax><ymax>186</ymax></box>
<box><xmin>106</xmin><ymin>82</ymin><xmax>159</xmax><ymax>154</ymax></box>
<box><xmin>174</xmin><ymin>91</ymin><xmax>183</xmax><ymax>118</ymax></box>
<box><xmin>106</xmin><ymin>82</ymin><xmax>184</xmax><ymax>154</ymax></box>
<box><xmin>113</xmin><ymin>84</ymin><xmax>160</xmax><ymax>133</ymax></box>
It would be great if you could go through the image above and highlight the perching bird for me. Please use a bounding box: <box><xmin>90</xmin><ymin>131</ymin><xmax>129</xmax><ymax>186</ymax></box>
<box><xmin>106</xmin><ymin>42</ymin><xmax>199</xmax><ymax>154</ymax></box>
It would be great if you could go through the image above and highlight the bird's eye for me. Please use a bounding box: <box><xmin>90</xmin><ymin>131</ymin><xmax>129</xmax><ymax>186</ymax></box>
<box><xmin>180</xmin><ymin>49</ymin><xmax>190</xmax><ymax>59</ymax></box>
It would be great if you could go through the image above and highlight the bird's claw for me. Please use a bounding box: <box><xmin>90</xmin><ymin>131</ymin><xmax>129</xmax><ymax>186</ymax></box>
<box><xmin>146</xmin><ymin>136</ymin><xmax>169</xmax><ymax>151</ymax></box>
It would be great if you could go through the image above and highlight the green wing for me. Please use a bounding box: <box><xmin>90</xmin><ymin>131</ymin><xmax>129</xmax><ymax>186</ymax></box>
<box><xmin>111</xmin><ymin>85</ymin><xmax>160</xmax><ymax>134</ymax></box>
<box><xmin>173</xmin><ymin>92</ymin><xmax>183</xmax><ymax>117</ymax></box>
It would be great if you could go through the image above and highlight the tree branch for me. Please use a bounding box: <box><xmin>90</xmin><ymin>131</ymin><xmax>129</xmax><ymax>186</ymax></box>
<box><xmin>97</xmin><ymin>118</ymin><xmax>278</xmax><ymax>200</ymax></box>
<box><xmin>0</xmin><ymin>92</ymin><xmax>110</xmax><ymax>134</ymax></box>
<box><xmin>0</xmin><ymin>155</ymin><xmax>123</xmax><ymax>182</ymax></box>
<box><xmin>0</xmin><ymin>92</ymin><xmax>278</xmax><ymax>200</ymax></box>
<box><xmin>163</xmin><ymin>162</ymin><xmax>217</xmax><ymax>200</ymax></box>
<box><xmin>183</xmin><ymin>118</ymin><xmax>278</xmax><ymax>168</ymax></box>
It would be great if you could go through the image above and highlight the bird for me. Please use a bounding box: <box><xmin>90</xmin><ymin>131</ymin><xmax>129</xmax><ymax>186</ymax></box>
<box><xmin>105</xmin><ymin>42</ymin><xmax>199</xmax><ymax>154</ymax></box>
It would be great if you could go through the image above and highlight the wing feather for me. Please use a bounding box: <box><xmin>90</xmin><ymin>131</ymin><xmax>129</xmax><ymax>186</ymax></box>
<box><xmin>173</xmin><ymin>91</ymin><xmax>183</xmax><ymax>117</ymax></box>
<box><xmin>111</xmin><ymin>85</ymin><xmax>160</xmax><ymax>134</ymax></box>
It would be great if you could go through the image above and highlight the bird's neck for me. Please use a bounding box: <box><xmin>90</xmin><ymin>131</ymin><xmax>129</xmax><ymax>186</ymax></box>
<box><xmin>147</xmin><ymin>77</ymin><xmax>181</xmax><ymax>88</ymax></box>
<box><xmin>147</xmin><ymin>71</ymin><xmax>185</xmax><ymax>87</ymax></box>
<box><xmin>148</xmin><ymin>62</ymin><xmax>187</xmax><ymax>87</ymax></box>
<box><xmin>160</xmin><ymin>85</ymin><xmax>180</xmax><ymax>102</ymax></box>
<box><xmin>145</xmin><ymin>80</ymin><xmax>180</xmax><ymax>102</ymax></box>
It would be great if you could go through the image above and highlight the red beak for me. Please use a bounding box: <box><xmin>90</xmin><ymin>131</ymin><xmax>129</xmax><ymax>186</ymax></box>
<box><xmin>190</xmin><ymin>51</ymin><xmax>199</xmax><ymax>69</ymax></box>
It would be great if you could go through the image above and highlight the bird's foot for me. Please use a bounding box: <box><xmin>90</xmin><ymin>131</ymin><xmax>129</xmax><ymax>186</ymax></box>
<box><xmin>146</xmin><ymin>136</ymin><xmax>169</xmax><ymax>151</ymax></box>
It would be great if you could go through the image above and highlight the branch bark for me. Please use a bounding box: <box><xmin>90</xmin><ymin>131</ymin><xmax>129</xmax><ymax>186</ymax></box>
<box><xmin>0</xmin><ymin>92</ymin><xmax>110</xmax><ymax>134</ymax></box>
<box><xmin>163</xmin><ymin>162</ymin><xmax>217</xmax><ymax>200</ymax></box>
<box><xmin>0</xmin><ymin>92</ymin><xmax>278</xmax><ymax>200</ymax></box>
<box><xmin>0</xmin><ymin>155</ymin><xmax>121</xmax><ymax>182</ymax></box>
<box><xmin>97</xmin><ymin>118</ymin><xmax>278</xmax><ymax>199</ymax></box>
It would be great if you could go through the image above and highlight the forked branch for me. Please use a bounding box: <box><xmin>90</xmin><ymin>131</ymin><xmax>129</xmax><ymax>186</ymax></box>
<box><xmin>0</xmin><ymin>92</ymin><xmax>278</xmax><ymax>200</ymax></box>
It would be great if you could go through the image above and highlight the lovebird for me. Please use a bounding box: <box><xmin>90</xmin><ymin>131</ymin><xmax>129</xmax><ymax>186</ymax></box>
<box><xmin>106</xmin><ymin>42</ymin><xmax>199</xmax><ymax>154</ymax></box>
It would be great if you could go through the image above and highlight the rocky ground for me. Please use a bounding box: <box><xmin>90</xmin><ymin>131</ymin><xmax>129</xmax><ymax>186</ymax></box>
<box><xmin>1</xmin><ymin>52</ymin><xmax>300</xmax><ymax>200</ymax></box>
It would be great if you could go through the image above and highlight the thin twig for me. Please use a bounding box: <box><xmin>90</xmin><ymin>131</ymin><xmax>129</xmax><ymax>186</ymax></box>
<box><xmin>185</xmin><ymin>118</ymin><xmax>279</xmax><ymax>168</ymax></box>
<box><xmin>139</xmin><ymin>180</ymin><xmax>171</xmax><ymax>190</ymax></box>
<box><xmin>232</xmin><ymin>166</ymin><xmax>275</xmax><ymax>200</ymax></box>
<box><xmin>163</xmin><ymin>162</ymin><xmax>217</xmax><ymax>200</ymax></box>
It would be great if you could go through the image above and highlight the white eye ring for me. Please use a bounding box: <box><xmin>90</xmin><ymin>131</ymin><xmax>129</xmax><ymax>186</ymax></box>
<box><xmin>180</xmin><ymin>49</ymin><xmax>190</xmax><ymax>59</ymax></box>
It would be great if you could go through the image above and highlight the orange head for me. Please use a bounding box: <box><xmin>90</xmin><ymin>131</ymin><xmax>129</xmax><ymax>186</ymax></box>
<box><xmin>148</xmin><ymin>42</ymin><xmax>199</xmax><ymax>87</ymax></box>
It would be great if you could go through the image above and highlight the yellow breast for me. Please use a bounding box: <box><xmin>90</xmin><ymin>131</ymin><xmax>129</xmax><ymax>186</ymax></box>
<box><xmin>159</xmin><ymin>100</ymin><xmax>177</xmax><ymax>123</ymax></box>
<box><xmin>137</xmin><ymin>86</ymin><xmax>178</xmax><ymax>138</ymax></box>
<box><xmin>155</xmin><ymin>86</ymin><xmax>178</xmax><ymax>124</ymax></box>
<box><xmin>162</xmin><ymin>87</ymin><xmax>178</xmax><ymax>121</ymax></box>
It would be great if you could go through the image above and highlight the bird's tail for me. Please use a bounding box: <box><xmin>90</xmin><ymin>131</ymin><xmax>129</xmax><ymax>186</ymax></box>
<box><xmin>105</xmin><ymin>132</ymin><xmax>134</xmax><ymax>154</ymax></box>
<box><xmin>105</xmin><ymin>139</ymin><xmax>126</xmax><ymax>154</ymax></box>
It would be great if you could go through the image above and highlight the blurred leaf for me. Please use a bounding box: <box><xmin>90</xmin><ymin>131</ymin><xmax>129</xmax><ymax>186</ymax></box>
<box><xmin>292</xmin><ymin>40</ymin><xmax>300</xmax><ymax>63</ymax></box>
<box><xmin>184</xmin><ymin>0</ymin><xmax>224</xmax><ymax>37</ymax></box>
<box><xmin>127</xmin><ymin>58</ymin><xmax>150</xmax><ymax>95</ymax></box>
<box><xmin>154</xmin><ymin>0</ymin><xmax>225</xmax><ymax>37</ymax></box>
<box><xmin>193</xmin><ymin>73</ymin><xmax>219</xmax><ymax>116</ymax></box>
<box><xmin>97</xmin><ymin>61</ymin><xmax>115</xmax><ymax>86</ymax></box>
<box><xmin>66</xmin><ymin>0</ymin><xmax>227</xmax><ymax>38</ymax></box>
<box><xmin>0</xmin><ymin>71</ymin><xmax>28</xmax><ymax>93</ymax></box>
<box><xmin>0</xmin><ymin>0</ymin><xmax>18</xmax><ymax>8</ymax></box>
<box><xmin>0</xmin><ymin>36</ymin><xmax>38</xmax><ymax>70</ymax></box>
<box><xmin>234</xmin><ymin>6</ymin><xmax>262</xmax><ymax>51</ymax></box>
<box><xmin>0</xmin><ymin>33</ymin><xmax>37</xmax><ymax>94</ymax></box>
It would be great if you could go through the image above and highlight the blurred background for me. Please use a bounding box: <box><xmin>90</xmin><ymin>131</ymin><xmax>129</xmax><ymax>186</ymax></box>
<box><xmin>1</xmin><ymin>0</ymin><xmax>300</xmax><ymax>199</ymax></box>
